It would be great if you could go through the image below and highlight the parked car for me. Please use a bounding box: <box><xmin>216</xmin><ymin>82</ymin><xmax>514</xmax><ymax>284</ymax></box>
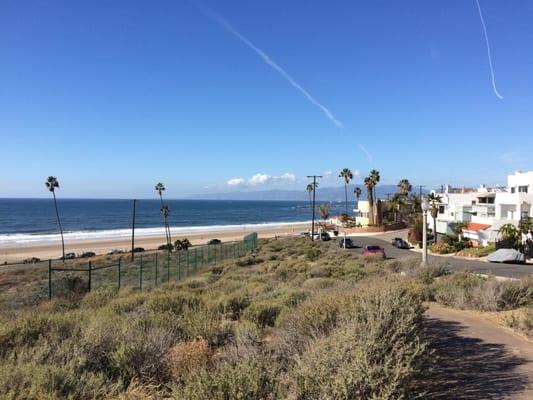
<box><xmin>362</xmin><ymin>245</ymin><xmax>386</xmax><ymax>258</ymax></box>
<box><xmin>339</xmin><ymin>238</ymin><xmax>355</xmax><ymax>248</ymax></box>
<box><xmin>392</xmin><ymin>238</ymin><xmax>410</xmax><ymax>249</ymax></box>
<box><xmin>488</xmin><ymin>248</ymin><xmax>526</xmax><ymax>264</ymax></box>
<box><xmin>132</xmin><ymin>247</ymin><xmax>145</xmax><ymax>253</ymax></box>
<box><xmin>80</xmin><ymin>251</ymin><xmax>96</xmax><ymax>258</ymax></box>
<box><xmin>64</xmin><ymin>252</ymin><xmax>76</xmax><ymax>260</ymax></box>
<box><xmin>312</xmin><ymin>232</ymin><xmax>331</xmax><ymax>241</ymax></box>
<box><xmin>207</xmin><ymin>239</ymin><xmax>222</xmax><ymax>245</ymax></box>
<box><xmin>107</xmin><ymin>249</ymin><xmax>124</xmax><ymax>255</ymax></box>
<box><xmin>300</xmin><ymin>231</ymin><xmax>310</xmax><ymax>237</ymax></box>
<box><xmin>23</xmin><ymin>257</ymin><xmax>41</xmax><ymax>264</ymax></box>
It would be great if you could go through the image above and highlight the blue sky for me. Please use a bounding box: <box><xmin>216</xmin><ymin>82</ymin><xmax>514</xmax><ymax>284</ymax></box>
<box><xmin>1</xmin><ymin>0</ymin><xmax>532</xmax><ymax>198</ymax></box>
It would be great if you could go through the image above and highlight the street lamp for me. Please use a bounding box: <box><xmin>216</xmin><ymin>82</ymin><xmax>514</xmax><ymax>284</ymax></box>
<box><xmin>421</xmin><ymin>198</ymin><xmax>429</xmax><ymax>266</ymax></box>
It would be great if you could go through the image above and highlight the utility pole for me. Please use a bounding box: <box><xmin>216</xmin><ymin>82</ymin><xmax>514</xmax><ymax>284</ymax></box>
<box><xmin>131</xmin><ymin>199</ymin><xmax>137</xmax><ymax>261</ymax></box>
<box><xmin>385</xmin><ymin>193</ymin><xmax>393</xmax><ymax>200</ymax></box>
<box><xmin>418</xmin><ymin>185</ymin><xmax>426</xmax><ymax>198</ymax></box>
<box><xmin>307</xmin><ymin>175</ymin><xmax>322</xmax><ymax>241</ymax></box>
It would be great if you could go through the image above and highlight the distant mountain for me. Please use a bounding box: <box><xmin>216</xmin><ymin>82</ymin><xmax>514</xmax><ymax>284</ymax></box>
<box><xmin>187</xmin><ymin>185</ymin><xmax>407</xmax><ymax>201</ymax></box>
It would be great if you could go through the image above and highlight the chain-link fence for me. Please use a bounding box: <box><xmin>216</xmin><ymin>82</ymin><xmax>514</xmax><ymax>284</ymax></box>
<box><xmin>46</xmin><ymin>233</ymin><xmax>258</xmax><ymax>299</ymax></box>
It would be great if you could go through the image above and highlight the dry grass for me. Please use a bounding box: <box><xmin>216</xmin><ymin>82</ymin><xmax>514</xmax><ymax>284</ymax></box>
<box><xmin>0</xmin><ymin>237</ymin><xmax>443</xmax><ymax>399</ymax></box>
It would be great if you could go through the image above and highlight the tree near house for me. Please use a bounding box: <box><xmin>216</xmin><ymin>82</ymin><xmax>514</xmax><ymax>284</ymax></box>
<box><xmin>518</xmin><ymin>217</ymin><xmax>533</xmax><ymax>234</ymax></box>
<box><xmin>45</xmin><ymin>176</ymin><xmax>65</xmax><ymax>261</ymax></box>
<box><xmin>398</xmin><ymin>179</ymin><xmax>412</xmax><ymax>196</ymax></box>
<box><xmin>319</xmin><ymin>204</ymin><xmax>330</xmax><ymax>230</ymax></box>
<box><xmin>338</xmin><ymin>168</ymin><xmax>353</xmax><ymax>217</ymax></box>
<box><xmin>427</xmin><ymin>193</ymin><xmax>442</xmax><ymax>244</ymax></box>
<box><xmin>498</xmin><ymin>224</ymin><xmax>522</xmax><ymax>250</ymax></box>
<box><xmin>369</xmin><ymin>169</ymin><xmax>380</xmax><ymax>201</ymax></box>
<box><xmin>388</xmin><ymin>193</ymin><xmax>406</xmax><ymax>222</ymax></box>
<box><xmin>364</xmin><ymin>176</ymin><xmax>375</xmax><ymax>226</ymax></box>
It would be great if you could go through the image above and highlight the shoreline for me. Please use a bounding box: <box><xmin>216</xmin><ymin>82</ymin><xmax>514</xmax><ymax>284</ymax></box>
<box><xmin>0</xmin><ymin>222</ymin><xmax>311</xmax><ymax>263</ymax></box>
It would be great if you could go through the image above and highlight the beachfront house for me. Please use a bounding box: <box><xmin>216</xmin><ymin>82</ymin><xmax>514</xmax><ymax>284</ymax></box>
<box><xmin>427</xmin><ymin>171</ymin><xmax>533</xmax><ymax>246</ymax></box>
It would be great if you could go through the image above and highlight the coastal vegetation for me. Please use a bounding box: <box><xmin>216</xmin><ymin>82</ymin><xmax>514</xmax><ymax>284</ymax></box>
<box><xmin>0</xmin><ymin>237</ymin><xmax>430</xmax><ymax>399</ymax></box>
<box><xmin>1</xmin><ymin>236</ymin><xmax>532</xmax><ymax>398</ymax></box>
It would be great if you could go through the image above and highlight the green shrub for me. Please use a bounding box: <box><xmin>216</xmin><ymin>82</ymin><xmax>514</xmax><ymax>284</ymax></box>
<box><xmin>173</xmin><ymin>355</ymin><xmax>280</xmax><ymax>400</ymax></box>
<box><xmin>243</xmin><ymin>300</ymin><xmax>283</xmax><ymax>328</ymax></box>
<box><xmin>305</xmin><ymin>247</ymin><xmax>321</xmax><ymax>261</ymax></box>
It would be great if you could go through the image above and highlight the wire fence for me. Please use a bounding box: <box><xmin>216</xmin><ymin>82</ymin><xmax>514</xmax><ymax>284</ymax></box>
<box><xmin>47</xmin><ymin>232</ymin><xmax>258</xmax><ymax>299</ymax></box>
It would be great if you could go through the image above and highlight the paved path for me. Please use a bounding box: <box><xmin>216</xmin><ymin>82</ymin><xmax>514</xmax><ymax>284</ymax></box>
<box><xmin>423</xmin><ymin>304</ymin><xmax>533</xmax><ymax>399</ymax></box>
<box><xmin>343</xmin><ymin>231</ymin><xmax>533</xmax><ymax>279</ymax></box>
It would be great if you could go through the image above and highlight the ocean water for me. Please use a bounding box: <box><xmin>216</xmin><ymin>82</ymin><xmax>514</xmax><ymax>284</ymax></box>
<box><xmin>0</xmin><ymin>199</ymin><xmax>347</xmax><ymax>245</ymax></box>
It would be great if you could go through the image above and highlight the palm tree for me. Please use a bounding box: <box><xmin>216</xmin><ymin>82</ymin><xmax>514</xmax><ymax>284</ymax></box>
<box><xmin>306</xmin><ymin>183</ymin><xmax>314</xmax><ymax>208</ymax></box>
<box><xmin>364</xmin><ymin>176</ymin><xmax>375</xmax><ymax>225</ymax></box>
<box><xmin>353</xmin><ymin>187</ymin><xmax>362</xmax><ymax>226</ymax></box>
<box><xmin>155</xmin><ymin>183</ymin><xmax>172</xmax><ymax>250</ymax></box>
<box><xmin>388</xmin><ymin>193</ymin><xmax>406</xmax><ymax>222</ymax></box>
<box><xmin>427</xmin><ymin>193</ymin><xmax>442</xmax><ymax>244</ymax></box>
<box><xmin>369</xmin><ymin>169</ymin><xmax>380</xmax><ymax>201</ymax></box>
<box><xmin>319</xmin><ymin>204</ymin><xmax>330</xmax><ymax>230</ymax></box>
<box><xmin>338</xmin><ymin>168</ymin><xmax>353</xmax><ymax>217</ymax></box>
<box><xmin>499</xmin><ymin>224</ymin><xmax>521</xmax><ymax>249</ymax></box>
<box><xmin>398</xmin><ymin>179</ymin><xmax>412</xmax><ymax>196</ymax></box>
<box><xmin>45</xmin><ymin>176</ymin><xmax>65</xmax><ymax>260</ymax></box>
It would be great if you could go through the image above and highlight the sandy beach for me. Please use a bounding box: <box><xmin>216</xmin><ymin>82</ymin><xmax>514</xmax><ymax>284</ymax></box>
<box><xmin>0</xmin><ymin>222</ymin><xmax>311</xmax><ymax>264</ymax></box>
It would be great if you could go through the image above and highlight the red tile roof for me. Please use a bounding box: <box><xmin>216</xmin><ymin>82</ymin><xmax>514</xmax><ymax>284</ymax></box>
<box><xmin>464</xmin><ymin>222</ymin><xmax>491</xmax><ymax>232</ymax></box>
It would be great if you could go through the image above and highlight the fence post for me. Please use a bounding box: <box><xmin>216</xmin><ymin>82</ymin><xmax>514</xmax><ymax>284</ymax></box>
<box><xmin>155</xmin><ymin>253</ymin><xmax>158</xmax><ymax>286</ymax></box>
<box><xmin>48</xmin><ymin>259</ymin><xmax>52</xmax><ymax>300</ymax></box>
<box><xmin>213</xmin><ymin>245</ymin><xmax>216</xmax><ymax>264</ymax></box>
<box><xmin>178</xmin><ymin>251</ymin><xmax>181</xmax><ymax>280</ymax></box>
<box><xmin>139</xmin><ymin>255</ymin><xmax>143</xmax><ymax>290</ymax></box>
<box><xmin>118</xmin><ymin>258</ymin><xmax>121</xmax><ymax>289</ymax></box>
<box><xmin>88</xmin><ymin>261</ymin><xmax>92</xmax><ymax>292</ymax></box>
<box><xmin>167</xmin><ymin>251</ymin><xmax>170</xmax><ymax>282</ymax></box>
<box><xmin>186</xmin><ymin>249</ymin><xmax>190</xmax><ymax>276</ymax></box>
<box><xmin>194</xmin><ymin>248</ymin><xmax>198</xmax><ymax>272</ymax></box>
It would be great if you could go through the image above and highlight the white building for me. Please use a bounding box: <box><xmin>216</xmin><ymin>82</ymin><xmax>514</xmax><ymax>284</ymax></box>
<box><xmin>428</xmin><ymin>171</ymin><xmax>533</xmax><ymax>246</ymax></box>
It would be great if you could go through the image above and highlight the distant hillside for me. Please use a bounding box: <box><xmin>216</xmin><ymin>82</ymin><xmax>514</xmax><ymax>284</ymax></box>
<box><xmin>187</xmin><ymin>185</ymin><xmax>409</xmax><ymax>201</ymax></box>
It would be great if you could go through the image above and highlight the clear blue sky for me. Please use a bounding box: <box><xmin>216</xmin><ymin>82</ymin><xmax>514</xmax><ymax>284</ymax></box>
<box><xmin>1</xmin><ymin>0</ymin><xmax>532</xmax><ymax>198</ymax></box>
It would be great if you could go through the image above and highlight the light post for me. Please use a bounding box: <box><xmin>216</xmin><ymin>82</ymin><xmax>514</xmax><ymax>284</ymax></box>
<box><xmin>421</xmin><ymin>198</ymin><xmax>429</xmax><ymax>266</ymax></box>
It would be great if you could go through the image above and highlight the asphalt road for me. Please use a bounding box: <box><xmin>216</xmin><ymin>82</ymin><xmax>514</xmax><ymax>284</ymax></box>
<box><xmin>340</xmin><ymin>230</ymin><xmax>533</xmax><ymax>279</ymax></box>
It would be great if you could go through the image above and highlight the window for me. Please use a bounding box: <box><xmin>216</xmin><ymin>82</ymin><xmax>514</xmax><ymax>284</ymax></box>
<box><xmin>519</xmin><ymin>186</ymin><xmax>529</xmax><ymax>193</ymax></box>
<box><xmin>438</xmin><ymin>205</ymin><xmax>445</xmax><ymax>214</ymax></box>
<box><xmin>511</xmin><ymin>187</ymin><xmax>516</xmax><ymax>193</ymax></box>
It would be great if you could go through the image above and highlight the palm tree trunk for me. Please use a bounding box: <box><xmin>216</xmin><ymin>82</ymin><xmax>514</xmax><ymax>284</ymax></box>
<box><xmin>344</xmin><ymin>183</ymin><xmax>348</xmax><ymax>216</ymax></box>
<box><xmin>52</xmin><ymin>191</ymin><xmax>65</xmax><ymax>260</ymax></box>
<box><xmin>159</xmin><ymin>194</ymin><xmax>170</xmax><ymax>248</ymax></box>
<box><xmin>367</xmin><ymin>188</ymin><xmax>374</xmax><ymax>226</ymax></box>
<box><xmin>433</xmin><ymin>218</ymin><xmax>437</xmax><ymax>244</ymax></box>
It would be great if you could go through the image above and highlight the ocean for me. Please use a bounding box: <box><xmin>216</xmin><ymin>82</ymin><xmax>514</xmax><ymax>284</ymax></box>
<box><xmin>0</xmin><ymin>199</ymin><xmax>351</xmax><ymax>245</ymax></box>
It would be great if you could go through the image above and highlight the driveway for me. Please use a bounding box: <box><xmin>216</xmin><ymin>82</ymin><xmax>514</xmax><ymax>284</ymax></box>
<box><xmin>341</xmin><ymin>230</ymin><xmax>533</xmax><ymax>279</ymax></box>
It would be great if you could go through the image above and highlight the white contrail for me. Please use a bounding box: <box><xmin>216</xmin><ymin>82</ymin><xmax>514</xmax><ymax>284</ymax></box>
<box><xmin>474</xmin><ymin>0</ymin><xmax>504</xmax><ymax>100</ymax></box>
<box><xmin>190</xmin><ymin>1</ymin><xmax>344</xmax><ymax>128</ymax></box>
<box><xmin>359</xmin><ymin>144</ymin><xmax>373</xmax><ymax>162</ymax></box>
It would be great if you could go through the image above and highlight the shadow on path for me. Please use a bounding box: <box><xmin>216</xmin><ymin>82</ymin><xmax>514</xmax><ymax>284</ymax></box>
<box><xmin>421</xmin><ymin>317</ymin><xmax>529</xmax><ymax>399</ymax></box>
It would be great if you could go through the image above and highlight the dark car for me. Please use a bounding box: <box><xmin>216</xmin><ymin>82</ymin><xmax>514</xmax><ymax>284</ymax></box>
<box><xmin>339</xmin><ymin>238</ymin><xmax>355</xmax><ymax>248</ymax></box>
<box><xmin>391</xmin><ymin>238</ymin><xmax>410</xmax><ymax>249</ymax></box>
<box><xmin>133</xmin><ymin>247</ymin><xmax>145</xmax><ymax>253</ymax></box>
<box><xmin>207</xmin><ymin>239</ymin><xmax>222</xmax><ymax>245</ymax></box>
<box><xmin>362</xmin><ymin>245</ymin><xmax>386</xmax><ymax>258</ymax></box>
<box><xmin>64</xmin><ymin>252</ymin><xmax>76</xmax><ymax>260</ymax></box>
<box><xmin>80</xmin><ymin>251</ymin><xmax>96</xmax><ymax>258</ymax></box>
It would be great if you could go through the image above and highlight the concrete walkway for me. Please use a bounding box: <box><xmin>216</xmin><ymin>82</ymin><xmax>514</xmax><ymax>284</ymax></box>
<box><xmin>423</xmin><ymin>304</ymin><xmax>533</xmax><ymax>399</ymax></box>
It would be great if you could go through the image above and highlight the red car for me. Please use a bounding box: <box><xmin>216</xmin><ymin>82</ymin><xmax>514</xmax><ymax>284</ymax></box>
<box><xmin>362</xmin><ymin>245</ymin><xmax>386</xmax><ymax>258</ymax></box>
